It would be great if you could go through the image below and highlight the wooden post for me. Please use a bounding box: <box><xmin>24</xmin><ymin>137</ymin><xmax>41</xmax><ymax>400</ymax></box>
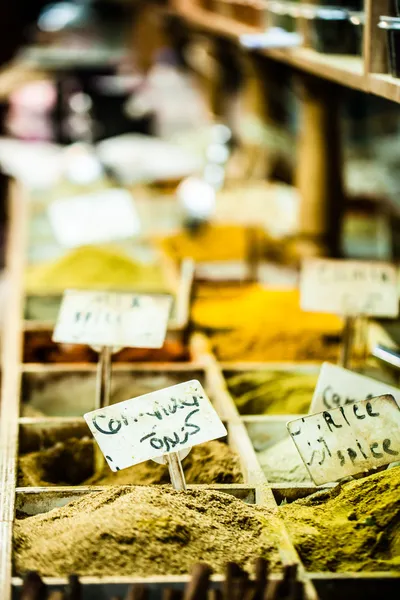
<box><xmin>340</xmin><ymin>316</ymin><xmax>356</xmax><ymax>369</ymax></box>
<box><xmin>364</xmin><ymin>0</ymin><xmax>391</xmax><ymax>75</ymax></box>
<box><xmin>295</xmin><ymin>74</ymin><xmax>345</xmax><ymax>258</ymax></box>
<box><xmin>95</xmin><ymin>346</ymin><xmax>112</xmax><ymax>410</ymax></box>
<box><xmin>131</xmin><ymin>1</ymin><xmax>168</xmax><ymax>75</ymax></box>
<box><xmin>239</xmin><ymin>54</ymin><xmax>291</xmax><ymax>180</ymax></box>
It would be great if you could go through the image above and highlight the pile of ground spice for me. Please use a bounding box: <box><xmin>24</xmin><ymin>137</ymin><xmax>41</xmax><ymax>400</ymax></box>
<box><xmin>159</xmin><ymin>225</ymin><xmax>270</xmax><ymax>263</ymax></box>
<box><xmin>280</xmin><ymin>466</ymin><xmax>400</xmax><ymax>572</ymax></box>
<box><xmin>18</xmin><ymin>439</ymin><xmax>243</xmax><ymax>487</ymax></box>
<box><xmin>25</xmin><ymin>245</ymin><xmax>168</xmax><ymax>295</ymax></box>
<box><xmin>192</xmin><ymin>287</ymin><xmax>342</xmax><ymax>362</ymax></box>
<box><xmin>226</xmin><ymin>370</ymin><xmax>318</xmax><ymax>415</ymax></box>
<box><xmin>23</xmin><ymin>331</ymin><xmax>188</xmax><ymax>364</ymax></box>
<box><xmin>14</xmin><ymin>487</ymin><xmax>281</xmax><ymax>577</ymax></box>
<box><xmin>21</xmin><ymin>372</ymin><xmax>201</xmax><ymax>417</ymax></box>
<box><xmin>257</xmin><ymin>438</ymin><xmax>311</xmax><ymax>484</ymax></box>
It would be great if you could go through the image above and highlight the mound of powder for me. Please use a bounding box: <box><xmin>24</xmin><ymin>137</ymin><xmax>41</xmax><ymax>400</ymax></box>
<box><xmin>14</xmin><ymin>487</ymin><xmax>282</xmax><ymax>577</ymax></box>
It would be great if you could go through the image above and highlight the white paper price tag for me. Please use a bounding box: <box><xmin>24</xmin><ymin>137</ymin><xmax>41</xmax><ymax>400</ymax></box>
<box><xmin>53</xmin><ymin>290</ymin><xmax>172</xmax><ymax>348</ymax></box>
<box><xmin>288</xmin><ymin>394</ymin><xmax>400</xmax><ymax>485</ymax></box>
<box><xmin>84</xmin><ymin>380</ymin><xmax>227</xmax><ymax>471</ymax></box>
<box><xmin>48</xmin><ymin>188</ymin><xmax>141</xmax><ymax>247</ymax></box>
<box><xmin>300</xmin><ymin>258</ymin><xmax>398</xmax><ymax>317</ymax></box>
<box><xmin>310</xmin><ymin>362</ymin><xmax>400</xmax><ymax>413</ymax></box>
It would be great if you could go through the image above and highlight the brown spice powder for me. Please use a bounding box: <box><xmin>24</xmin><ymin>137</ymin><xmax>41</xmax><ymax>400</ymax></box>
<box><xmin>18</xmin><ymin>440</ymin><xmax>243</xmax><ymax>487</ymax></box>
<box><xmin>14</xmin><ymin>487</ymin><xmax>281</xmax><ymax>577</ymax></box>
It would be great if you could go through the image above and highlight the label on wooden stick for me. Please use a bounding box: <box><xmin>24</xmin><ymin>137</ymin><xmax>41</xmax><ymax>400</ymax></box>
<box><xmin>310</xmin><ymin>362</ymin><xmax>400</xmax><ymax>413</ymax></box>
<box><xmin>84</xmin><ymin>380</ymin><xmax>227</xmax><ymax>471</ymax></box>
<box><xmin>53</xmin><ymin>290</ymin><xmax>172</xmax><ymax>348</ymax></box>
<box><xmin>288</xmin><ymin>394</ymin><xmax>400</xmax><ymax>485</ymax></box>
<box><xmin>48</xmin><ymin>188</ymin><xmax>141</xmax><ymax>247</ymax></box>
<box><xmin>300</xmin><ymin>258</ymin><xmax>398</xmax><ymax>317</ymax></box>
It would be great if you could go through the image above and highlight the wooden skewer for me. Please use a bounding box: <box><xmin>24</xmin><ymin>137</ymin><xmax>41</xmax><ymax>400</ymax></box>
<box><xmin>223</xmin><ymin>562</ymin><xmax>244</xmax><ymax>600</ymax></box>
<box><xmin>20</xmin><ymin>572</ymin><xmax>47</xmax><ymax>600</ymax></box>
<box><xmin>207</xmin><ymin>589</ymin><xmax>222</xmax><ymax>600</ymax></box>
<box><xmin>246</xmin><ymin>557</ymin><xmax>268</xmax><ymax>600</ymax></box>
<box><xmin>96</xmin><ymin>345</ymin><xmax>112</xmax><ymax>409</ymax></box>
<box><xmin>94</xmin><ymin>344</ymin><xmax>113</xmax><ymax>472</ymax></box>
<box><xmin>125</xmin><ymin>584</ymin><xmax>148</xmax><ymax>600</ymax></box>
<box><xmin>65</xmin><ymin>574</ymin><xmax>81</xmax><ymax>600</ymax></box>
<box><xmin>278</xmin><ymin>564</ymin><xmax>299</xmax><ymax>599</ymax></box>
<box><xmin>246</xmin><ymin>226</ymin><xmax>260</xmax><ymax>284</ymax></box>
<box><xmin>339</xmin><ymin>316</ymin><xmax>356</xmax><ymax>369</ymax></box>
<box><xmin>166</xmin><ymin>451</ymin><xmax>187</xmax><ymax>491</ymax></box>
<box><xmin>48</xmin><ymin>593</ymin><xmax>65</xmax><ymax>600</ymax></box>
<box><xmin>233</xmin><ymin>573</ymin><xmax>249</xmax><ymax>600</ymax></box>
<box><xmin>162</xmin><ymin>588</ymin><xmax>183</xmax><ymax>600</ymax></box>
<box><xmin>183</xmin><ymin>563</ymin><xmax>212</xmax><ymax>600</ymax></box>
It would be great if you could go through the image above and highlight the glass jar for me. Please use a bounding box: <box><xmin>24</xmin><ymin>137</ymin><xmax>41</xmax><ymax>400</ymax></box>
<box><xmin>378</xmin><ymin>16</ymin><xmax>400</xmax><ymax>78</ymax></box>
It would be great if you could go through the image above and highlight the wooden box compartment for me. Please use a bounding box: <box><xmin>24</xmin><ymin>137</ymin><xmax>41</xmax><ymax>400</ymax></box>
<box><xmin>20</xmin><ymin>364</ymin><xmax>208</xmax><ymax>417</ymax></box>
<box><xmin>222</xmin><ymin>362</ymin><xmax>321</xmax><ymax>417</ymax></box>
<box><xmin>17</xmin><ymin>416</ymin><xmax>250</xmax><ymax>488</ymax></box>
<box><xmin>22</xmin><ymin>327</ymin><xmax>191</xmax><ymax>364</ymax></box>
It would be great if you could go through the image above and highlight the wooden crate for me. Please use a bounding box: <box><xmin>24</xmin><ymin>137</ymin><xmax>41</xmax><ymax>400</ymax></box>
<box><xmin>0</xmin><ymin>183</ymin><xmax>319</xmax><ymax>600</ymax></box>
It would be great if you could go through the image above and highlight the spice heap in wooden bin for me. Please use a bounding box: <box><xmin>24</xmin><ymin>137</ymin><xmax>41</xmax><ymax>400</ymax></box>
<box><xmin>14</xmin><ymin>487</ymin><xmax>283</xmax><ymax>577</ymax></box>
<box><xmin>18</xmin><ymin>436</ymin><xmax>243</xmax><ymax>487</ymax></box>
<box><xmin>25</xmin><ymin>244</ymin><xmax>172</xmax><ymax>320</ymax></box>
<box><xmin>21</xmin><ymin>368</ymin><xmax>207</xmax><ymax>417</ymax></box>
<box><xmin>279</xmin><ymin>390</ymin><xmax>400</xmax><ymax>573</ymax></box>
<box><xmin>226</xmin><ymin>368</ymin><xmax>319</xmax><ymax>415</ymax></box>
<box><xmin>192</xmin><ymin>287</ymin><xmax>342</xmax><ymax>362</ymax></box>
<box><xmin>281</xmin><ymin>466</ymin><xmax>400</xmax><ymax>572</ymax></box>
<box><xmin>23</xmin><ymin>243</ymin><xmax>192</xmax><ymax>363</ymax></box>
<box><xmin>15</xmin><ymin>376</ymin><xmax>280</xmax><ymax>578</ymax></box>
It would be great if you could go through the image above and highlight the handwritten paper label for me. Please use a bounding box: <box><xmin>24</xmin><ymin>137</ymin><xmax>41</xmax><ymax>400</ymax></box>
<box><xmin>48</xmin><ymin>188</ymin><xmax>141</xmax><ymax>247</ymax></box>
<box><xmin>84</xmin><ymin>380</ymin><xmax>227</xmax><ymax>470</ymax></box>
<box><xmin>310</xmin><ymin>362</ymin><xmax>400</xmax><ymax>413</ymax></box>
<box><xmin>53</xmin><ymin>290</ymin><xmax>172</xmax><ymax>348</ymax></box>
<box><xmin>288</xmin><ymin>394</ymin><xmax>400</xmax><ymax>485</ymax></box>
<box><xmin>300</xmin><ymin>258</ymin><xmax>398</xmax><ymax>317</ymax></box>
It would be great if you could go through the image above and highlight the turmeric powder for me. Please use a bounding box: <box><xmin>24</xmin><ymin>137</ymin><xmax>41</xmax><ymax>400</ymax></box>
<box><xmin>159</xmin><ymin>224</ymin><xmax>271</xmax><ymax>262</ymax></box>
<box><xmin>192</xmin><ymin>286</ymin><xmax>342</xmax><ymax>362</ymax></box>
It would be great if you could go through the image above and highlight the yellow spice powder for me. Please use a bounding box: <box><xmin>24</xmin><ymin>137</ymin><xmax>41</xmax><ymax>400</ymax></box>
<box><xmin>192</xmin><ymin>286</ymin><xmax>343</xmax><ymax>361</ymax></box>
<box><xmin>159</xmin><ymin>224</ymin><xmax>271</xmax><ymax>262</ymax></box>
<box><xmin>25</xmin><ymin>245</ymin><xmax>169</xmax><ymax>294</ymax></box>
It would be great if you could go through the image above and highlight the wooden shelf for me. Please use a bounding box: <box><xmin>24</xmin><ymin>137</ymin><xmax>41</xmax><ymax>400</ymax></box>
<box><xmin>261</xmin><ymin>48</ymin><xmax>366</xmax><ymax>91</ymax></box>
<box><xmin>174</xmin><ymin>1</ymin><xmax>400</xmax><ymax>103</ymax></box>
<box><xmin>368</xmin><ymin>73</ymin><xmax>400</xmax><ymax>104</ymax></box>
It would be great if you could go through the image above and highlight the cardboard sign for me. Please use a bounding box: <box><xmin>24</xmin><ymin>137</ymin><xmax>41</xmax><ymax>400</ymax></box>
<box><xmin>53</xmin><ymin>290</ymin><xmax>172</xmax><ymax>348</ymax></box>
<box><xmin>84</xmin><ymin>380</ymin><xmax>227</xmax><ymax>471</ymax></box>
<box><xmin>48</xmin><ymin>188</ymin><xmax>141</xmax><ymax>247</ymax></box>
<box><xmin>288</xmin><ymin>394</ymin><xmax>400</xmax><ymax>485</ymax></box>
<box><xmin>300</xmin><ymin>258</ymin><xmax>398</xmax><ymax>317</ymax></box>
<box><xmin>310</xmin><ymin>362</ymin><xmax>400</xmax><ymax>413</ymax></box>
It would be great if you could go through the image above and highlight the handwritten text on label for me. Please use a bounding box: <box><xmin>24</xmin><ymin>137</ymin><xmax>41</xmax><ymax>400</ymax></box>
<box><xmin>53</xmin><ymin>290</ymin><xmax>172</xmax><ymax>348</ymax></box>
<box><xmin>310</xmin><ymin>362</ymin><xmax>400</xmax><ymax>413</ymax></box>
<box><xmin>288</xmin><ymin>394</ymin><xmax>400</xmax><ymax>485</ymax></box>
<box><xmin>84</xmin><ymin>380</ymin><xmax>227</xmax><ymax>471</ymax></box>
<box><xmin>300</xmin><ymin>258</ymin><xmax>398</xmax><ymax>317</ymax></box>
